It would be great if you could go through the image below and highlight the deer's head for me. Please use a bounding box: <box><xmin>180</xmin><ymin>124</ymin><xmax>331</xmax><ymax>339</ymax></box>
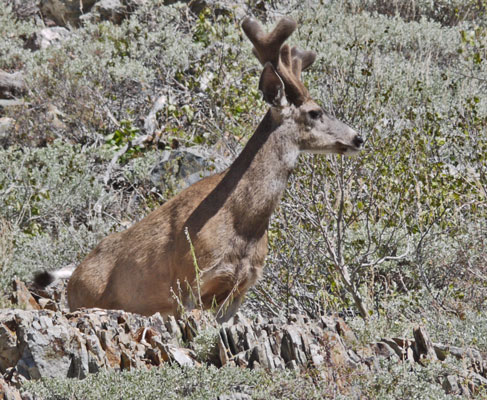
<box><xmin>242</xmin><ymin>17</ymin><xmax>363</xmax><ymax>155</ymax></box>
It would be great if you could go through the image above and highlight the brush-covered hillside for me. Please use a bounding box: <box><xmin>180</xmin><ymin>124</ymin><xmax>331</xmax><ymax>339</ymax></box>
<box><xmin>0</xmin><ymin>0</ymin><xmax>486</xmax><ymax>398</ymax></box>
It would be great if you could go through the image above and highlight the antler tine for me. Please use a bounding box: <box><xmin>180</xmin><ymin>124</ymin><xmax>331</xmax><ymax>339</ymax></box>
<box><xmin>291</xmin><ymin>46</ymin><xmax>317</xmax><ymax>78</ymax></box>
<box><xmin>242</xmin><ymin>16</ymin><xmax>297</xmax><ymax>66</ymax></box>
<box><xmin>243</xmin><ymin>17</ymin><xmax>316</xmax><ymax>106</ymax></box>
<box><xmin>279</xmin><ymin>45</ymin><xmax>316</xmax><ymax>79</ymax></box>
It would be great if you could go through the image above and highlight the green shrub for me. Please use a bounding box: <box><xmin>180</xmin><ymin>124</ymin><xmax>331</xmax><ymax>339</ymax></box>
<box><xmin>0</xmin><ymin>3</ymin><xmax>36</xmax><ymax>70</ymax></box>
<box><xmin>249</xmin><ymin>0</ymin><xmax>486</xmax><ymax>339</ymax></box>
<box><xmin>0</xmin><ymin>141</ymin><xmax>158</xmax><ymax>291</ymax></box>
<box><xmin>343</xmin><ymin>0</ymin><xmax>487</xmax><ymax>26</ymax></box>
<box><xmin>22</xmin><ymin>364</ymin><xmax>342</xmax><ymax>400</ymax></box>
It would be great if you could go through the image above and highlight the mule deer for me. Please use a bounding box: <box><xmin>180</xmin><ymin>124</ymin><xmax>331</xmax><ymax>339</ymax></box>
<box><xmin>35</xmin><ymin>17</ymin><xmax>363</xmax><ymax>322</ymax></box>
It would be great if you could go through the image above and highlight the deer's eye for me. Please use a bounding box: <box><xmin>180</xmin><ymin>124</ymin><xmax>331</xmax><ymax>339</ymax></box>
<box><xmin>308</xmin><ymin>109</ymin><xmax>322</xmax><ymax>120</ymax></box>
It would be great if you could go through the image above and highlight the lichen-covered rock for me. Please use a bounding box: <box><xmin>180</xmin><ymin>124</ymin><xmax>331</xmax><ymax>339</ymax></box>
<box><xmin>0</xmin><ymin>117</ymin><xmax>15</xmax><ymax>138</ymax></box>
<box><xmin>4</xmin><ymin>0</ymin><xmax>41</xmax><ymax>22</ymax></box>
<box><xmin>39</xmin><ymin>0</ymin><xmax>146</xmax><ymax>26</ymax></box>
<box><xmin>40</xmin><ymin>0</ymin><xmax>98</xmax><ymax>27</ymax></box>
<box><xmin>88</xmin><ymin>0</ymin><xmax>133</xmax><ymax>24</ymax></box>
<box><xmin>0</xmin><ymin>308</ymin><xmax>167</xmax><ymax>379</ymax></box>
<box><xmin>0</xmin><ymin>70</ymin><xmax>24</xmax><ymax>100</ymax></box>
<box><xmin>0</xmin><ymin>305</ymin><xmax>358</xmax><ymax>384</ymax></box>
<box><xmin>413</xmin><ymin>324</ymin><xmax>438</xmax><ymax>362</ymax></box>
<box><xmin>10</xmin><ymin>280</ymin><xmax>40</xmax><ymax>311</ymax></box>
<box><xmin>370</xmin><ymin>341</ymin><xmax>399</xmax><ymax>361</ymax></box>
<box><xmin>1</xmin><ymin>281</ymin><xmax>486</xmax><ymax>398</ymax></box>
<box><xmin>0</xmin><ymin>376</ymin><xmax>22</xmax><ymax>400</ymax></box>
<box><xmin>150</xmin><ymin>148</ymin><xmax>229</xmax><ymax>194</ymax></box>
<box><xmin>1</xmin><ymin>310</ymin><xmax>89</xmax><ymax>380</ymax></box>
<box><xmin>442</xmin><ymin>374</ymin><xmax>463</xmax><ymax>395</ymax></box>
<box><xmin>0</xmin><ymin>313</ymin><xmax>22</xmax><ymax>373</ymax></box>
<box><xmin>25</xmin><ymin>27</ymin><xmax>71</xmax><ymax>50</ymax></box>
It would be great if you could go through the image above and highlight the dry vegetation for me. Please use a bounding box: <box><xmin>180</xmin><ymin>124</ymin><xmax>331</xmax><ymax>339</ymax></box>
<box><xmin>0</xmin><ymin>0</ymin><xmax>486</xmax><ymax>398</ymax></box>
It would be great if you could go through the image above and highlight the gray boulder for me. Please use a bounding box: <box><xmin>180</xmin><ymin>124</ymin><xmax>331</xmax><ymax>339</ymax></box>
<box><xmin>25</xmin><ymin>27</ymin><xmax>71</xmax><ymax>50</ymax></box>
<box><xmin>4</xmin><ymin>0</ymin><xmax>41</xmax><ymax>21</ymax></box>
<box><xmin>0</xmin><ymin>377</ymin><xmax>22</xmax><ymax>400</ymax></box>
<box><xmin>0</xmin><ymin>282</ymin><xmax>485</xmax><ymax>398</ymax></box>
<box><xmin>90</xmin><ymin>0</ymin><xmax>127</xmax><ymax>24</ymax></box>
<box><xmin>0</xmin><ymin>118</ymin><xmax>15</xmax><ymax>144</ymax></box>
<box><xmin>0</xmin><ymin>70</ymin><xmax>24</xmax><ymax>100</ymax></box>
<box><xmin>150</xmin><ymin>147</ymin><xmax>230</xmax><ymax>195</ymax></box>
<box><xmin>40</xmin><ymin>0</ymin><xmax>98</xmax><ymax>27</ymax></box>
<box><xmin>40</xmin><ymin>0</ymin><xmax>146</xmax><ymax>26</ymax></box>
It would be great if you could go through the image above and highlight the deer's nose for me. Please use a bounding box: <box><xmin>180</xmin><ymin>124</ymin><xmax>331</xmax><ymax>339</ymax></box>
<box><xmin>353</xmin><ymin>135</ymin><xmax>364</xmax><ymax>148</ymax></box>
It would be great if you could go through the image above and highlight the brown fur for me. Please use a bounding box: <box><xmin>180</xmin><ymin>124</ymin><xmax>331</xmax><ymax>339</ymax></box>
<box><xmin>63</xmin><ymin>17</ymin><xmax>364</xmax><ymax>322</ymax></box>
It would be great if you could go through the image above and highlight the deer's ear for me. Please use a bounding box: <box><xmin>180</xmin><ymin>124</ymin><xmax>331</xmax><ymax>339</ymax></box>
<box><xmin>259</xmin><ymin>62</ymin><xmax>285</xmax><ymax>106</ymax></box>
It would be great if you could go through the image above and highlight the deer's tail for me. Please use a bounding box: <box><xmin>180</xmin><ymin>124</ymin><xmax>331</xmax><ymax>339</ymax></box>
<box><xmin>33</xmin><ymin>264</ymin><xmax>75</xmax><ymax>288</ymax></box>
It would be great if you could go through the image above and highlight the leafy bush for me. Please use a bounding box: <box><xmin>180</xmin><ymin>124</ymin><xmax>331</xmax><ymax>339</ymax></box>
<box><xmin>0</xmin><ymin>141</ymin><xmax>158</xmax><ymax>290</ymax></box>
<box><xmin>343</xmin><ymin>0</ymin><xmax>487</xmax><ymax>26</ymax></box>
<box><xmin>246</xmin><ymin>0</ymin><xmax>487</xmax><ymax>351</ymax></box>
<box><xmin>22</xmin><ymin>354</ymin><xmax>476</xmax><ymax>399</ymax></box>
<box><xmin>361</xmin><ymin>357</ymin><xmax>465</xmax><ymax>399</ymax></box>
<box><xmin>0</xmin><ymin>3</ymin><xmax>36</xmax><ymax>70</ymax></box>
<box><xmin>1</xmin><ymin>1</ymin><xmax>258</xmax><ymax>149</ymax></box>
<box><xmin>22</xmin><ymin>364</ymin><xmax>343</xmax><ymax>400</ymax></box>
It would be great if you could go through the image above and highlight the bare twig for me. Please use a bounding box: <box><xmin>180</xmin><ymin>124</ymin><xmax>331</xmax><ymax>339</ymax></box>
<box><xmin>103</xmin><ymin>135</ymin><xmax>152</xmax><ymax>185</ymax></box>
<box><xmin>361</xmin><ymin>241</ymin><xmax>411</xmax><ymax>268</ymax></box>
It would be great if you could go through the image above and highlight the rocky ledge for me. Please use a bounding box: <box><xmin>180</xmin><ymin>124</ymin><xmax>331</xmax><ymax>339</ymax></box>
<box><xmin>0</xmin><ymin>280</ymin><xmax>486</xmax><ymax>399</ymax></box>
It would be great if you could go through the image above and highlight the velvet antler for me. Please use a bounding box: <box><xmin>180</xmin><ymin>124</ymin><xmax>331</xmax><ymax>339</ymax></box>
<box><xmin>242</xmin><ymin>17</ymin><xmax>317</xmax><ymax>106</ymax></box>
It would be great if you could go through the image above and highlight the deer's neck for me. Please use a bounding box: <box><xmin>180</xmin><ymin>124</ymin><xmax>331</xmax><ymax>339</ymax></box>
<box><xmin>226</xmin><ymin>109</ymin><xmax>299</xmax><ymax>237</ymax></box>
